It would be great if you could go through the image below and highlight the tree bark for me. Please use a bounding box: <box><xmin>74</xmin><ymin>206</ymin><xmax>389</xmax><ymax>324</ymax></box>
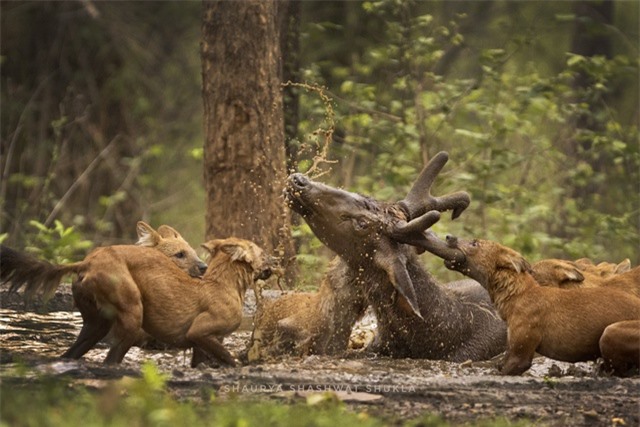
<box><xmin>201</xmin><ymin>1</ymin><xmax>293</xmax><ymax>272</ymax></box>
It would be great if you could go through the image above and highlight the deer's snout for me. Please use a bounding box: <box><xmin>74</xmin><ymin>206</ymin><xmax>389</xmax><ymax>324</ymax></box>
<box><xmin>289</xmin><ymin>173</ymin><xmax>309</xmax><ymax>189</ymax></box>
<box><xmin>446</xmin><ymin>235</ymin><xmax>458</xmax><ymax>248</ymax></box>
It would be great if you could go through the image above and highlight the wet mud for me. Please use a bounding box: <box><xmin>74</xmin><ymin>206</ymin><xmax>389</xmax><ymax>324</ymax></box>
<box><xmin>1</xmin><ymin>288</ymin><xmax>638</xmax><ymax>426</ymax></box>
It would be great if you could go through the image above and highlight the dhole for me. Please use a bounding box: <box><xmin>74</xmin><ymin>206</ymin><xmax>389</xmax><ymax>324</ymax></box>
<box><xmin>532</xmin><ymin>257</ymin><xmax>639</xmax><ymax>298</ymax></box>
<box><xmin>426</xmin><ymin>235</ymin><xmax>640</xmax><ymax>375</ymax></box>
<box><xmin>2</xmin><ymin>233</ymin><xmax>273</xmax><ymax>366</ymax></box>
<box><xmin>2</xmin><ymin>221</ymin><xmax>208</xmax><ymax>353</ymax></box>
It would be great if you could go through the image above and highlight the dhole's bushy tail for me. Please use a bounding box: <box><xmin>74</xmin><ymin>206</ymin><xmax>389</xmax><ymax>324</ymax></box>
<box><xmin>0</xmin><ymin>245</ymin><xmax>85</xmax><ymax>300</ymax></box>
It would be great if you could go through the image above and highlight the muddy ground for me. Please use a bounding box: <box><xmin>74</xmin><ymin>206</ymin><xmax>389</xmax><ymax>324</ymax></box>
<box><xmin>1</xmin><ymin>288</ymin><xmax>638</xmax><ymax>426</ymax></box>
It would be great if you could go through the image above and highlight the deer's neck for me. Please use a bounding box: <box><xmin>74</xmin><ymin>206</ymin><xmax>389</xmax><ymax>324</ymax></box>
<box><xmin>351</xmin><ymin>255</ymin><xmax>472</xmax><ymax>355</ymax></box>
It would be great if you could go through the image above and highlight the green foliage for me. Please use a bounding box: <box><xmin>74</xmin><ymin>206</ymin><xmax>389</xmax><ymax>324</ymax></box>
<box><xmin>296</xmin><ymin>0</ymin><xmax>639</xmax><ymax>271</ymax></box>
<box><xmin>0</xmin><ymin>362</ymin><xmax>536</xmax><ymax>427</ymax></box>
<box><xmin>0</xmin><ymin>363</ymin><xmax>380</xmax><ymax>427</ymax></box>
<box><xmin>25</xmin><ymin>220</ymin><xmax>93</xmax><ymax>264</ymax></box>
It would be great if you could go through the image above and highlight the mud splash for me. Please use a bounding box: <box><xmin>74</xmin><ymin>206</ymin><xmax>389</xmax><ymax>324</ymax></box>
<box><xmin>1</xmin><ymin>288</ymin><xmax>639</xmax><ymax>426</ymax></box>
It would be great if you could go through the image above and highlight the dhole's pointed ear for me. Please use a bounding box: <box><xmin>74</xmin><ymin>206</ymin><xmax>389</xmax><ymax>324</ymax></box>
<box><xmin>157</xmin><ymin>225</ymin><xmax>181</xmax><ymax>239</ymax></box>
<box><xmin>202</xmin><ymin>239</ymin><xmax>257</xmax><ymax>266</ymax></box>
<box><xmin>201</xmin><ymin>240</ymin><xmax>218</xmax><ymax>256</ymax></box>
<box><xmin>496</xmin><ymin>250</ymin><xmax>531</xmax><ymax>274</ymax></box>
<box><xmin>136</xmin><ymin>221</ymin><xmax>161</xmax><ymax>247</ymax></box>
<box><xmin>559</xmin><ymin>266</ymin><xmax>584</xmax><ymax>284</ymax></box>
<box><xmin>615</xmin><ymin>259</ymin><xmax>631</xmax><ymax>274</ymax></box>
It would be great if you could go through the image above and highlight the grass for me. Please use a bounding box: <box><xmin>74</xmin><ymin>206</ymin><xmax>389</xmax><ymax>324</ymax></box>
<box><xmin>0</xmin><ymin>362</ymin><xmax>534</xmax><ymax>427</ymax></box>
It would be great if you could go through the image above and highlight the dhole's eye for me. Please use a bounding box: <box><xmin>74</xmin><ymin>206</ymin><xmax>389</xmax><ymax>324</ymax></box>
<box><xmin>174</xmin><ymin>251</ymin><xmax>186</xmax><ymax>259</ymax></box>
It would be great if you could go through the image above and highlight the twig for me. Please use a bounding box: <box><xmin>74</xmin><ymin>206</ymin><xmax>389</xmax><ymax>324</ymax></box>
<box><xmin>44</xmin><ymin>137</ymin><xmax>117</xmax><ymax>227</ymax></box>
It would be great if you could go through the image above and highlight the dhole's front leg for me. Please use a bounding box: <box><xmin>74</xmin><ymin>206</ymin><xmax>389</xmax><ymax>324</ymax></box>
<box><xmin>501</xmin><ymin>327</ymin><xmax>541</xmax><ymax>375</ymax></box>
<box><xmin>186</xmin><ymin>313</ymin><xmax>237</xmax><ymax>367</ymax></box>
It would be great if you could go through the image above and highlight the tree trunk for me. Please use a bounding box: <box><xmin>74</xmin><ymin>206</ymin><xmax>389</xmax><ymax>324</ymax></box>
<box><xmin>201</xmin><ymin>1</ymin><xmax>294</xmax><ymax>275</ymax></box>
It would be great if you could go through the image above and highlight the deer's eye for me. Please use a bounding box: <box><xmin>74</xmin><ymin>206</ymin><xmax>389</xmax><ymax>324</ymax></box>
<box><xmin>174</xmin><ymin>251</ymin><xmax>186</xmax><ymax>259</ymax></box>
<box><xmin>470</xmin><ymin>240</ymin><xmax>479</xmax><ymax>247</ymax></box>
<box><xmin>354</xmin><ymin>217</ymin><xmax>369</xmax><ymax>230</ymax></box>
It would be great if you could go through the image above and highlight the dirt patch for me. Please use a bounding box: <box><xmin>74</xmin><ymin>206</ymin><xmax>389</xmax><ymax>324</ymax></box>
<box><xmin>1</xmin><ymin>288</ymin><xmax>638</xmax><ymax>426</ymax></box>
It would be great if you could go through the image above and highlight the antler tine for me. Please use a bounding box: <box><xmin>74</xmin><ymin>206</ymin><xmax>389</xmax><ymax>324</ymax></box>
<box><xmin>386</xmin><ymin>211</ymin><xmax>442</xmax><ymax>248</ymax></box>
<box><xmin>399</xmin><ymin>151</ymin><xmax>449</xmax><ymax>219</ymax></box>
<box><xmin>399</xmin><ymin>151</ymin><xmax>471</xmax><ymax>220</ymax></box>
<box><xmin>431</xmin><ymin>191</ymin><xmax>471</xmax><ymax>220</ymax></box>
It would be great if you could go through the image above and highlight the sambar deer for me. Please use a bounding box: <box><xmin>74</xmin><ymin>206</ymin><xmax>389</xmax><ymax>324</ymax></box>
<box><xmin>284</xmin><ymin>152</ymin><xmax>507</xmax><ymax>361</ymax></box>
<box><xmin>2</xmin><ymin>237</ymin><xmax>273</xmax><ymax>366</ymax></box>
<box><xmin>418</xmin><ymin>234</ymin><xmax>640</xmax><ymax>375</ymax></box>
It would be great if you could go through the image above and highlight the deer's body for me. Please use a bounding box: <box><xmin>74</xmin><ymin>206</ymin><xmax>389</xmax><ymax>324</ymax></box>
<box><xmin>285</xmin><ymin>152</ymin><xmax>507</xmax><ymax>361</ymax></box>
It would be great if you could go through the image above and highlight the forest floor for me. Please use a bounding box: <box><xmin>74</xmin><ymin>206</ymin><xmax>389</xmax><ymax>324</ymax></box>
<box><xmin>1</xmin><ymin>288</ymin><xmax>638</xmax><ymax>426</ymax></box>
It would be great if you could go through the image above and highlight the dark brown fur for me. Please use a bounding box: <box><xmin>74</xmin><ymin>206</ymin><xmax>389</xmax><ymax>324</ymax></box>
<box><xmin>284</xmin><ymin>152</ymin><xmax>507</xmax><ymax>361</ymax></box>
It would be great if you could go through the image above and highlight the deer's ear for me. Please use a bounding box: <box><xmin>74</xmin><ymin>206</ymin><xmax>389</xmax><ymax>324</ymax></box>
<box><xmin>373</xmin><ymin>243</ymin><xmax>423</xmax><ymax>320</ymax></box>
<box><xmin>136</xmin><ymin>221</ymin><xmax>161</xmax><ymax>247</ymax></box>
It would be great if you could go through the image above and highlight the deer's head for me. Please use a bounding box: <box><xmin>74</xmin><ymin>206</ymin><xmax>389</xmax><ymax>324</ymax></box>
<box><xmin>285</xmin><ymin>152</ymin><xmax>470</xmax><ymax>318</ymax></box>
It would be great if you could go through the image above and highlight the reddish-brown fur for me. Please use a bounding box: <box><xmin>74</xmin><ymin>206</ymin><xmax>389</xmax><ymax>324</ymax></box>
<box><xmin>2</xmin><ymin>236</ymin><xmax>272</xmax><ymax>366</ymax></box>
<box><xmin>599</xmin><ymin>320</ymin><xmax>640</xmax><ymax>376</ymax></box>
<box><xmin>532</xmin><ymin>257</ymin><xmax>630</xmax><ymax>285</ymax></box>
<box><xmin>532</xmin><ymin>258</ymin><xmax>639</xmax><ymax>298</ymax></box>
<box><xmin>440</xmin><ymin>237</ymin><xmax>640</xmax><ymax>375</ymax></box>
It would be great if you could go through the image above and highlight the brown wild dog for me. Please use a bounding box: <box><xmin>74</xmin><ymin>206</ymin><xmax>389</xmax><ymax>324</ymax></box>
<box><xmin>574</xmin><ymin>257</ymin><xmax>631</xmax><ymax>277</ymax></box>
<box><xmin>246</xmin><ymin>257</ymin><xmax>368</xmax><ymax>361</ymax></box>
<box><xmin>2</xmin><ymin>221</ymin><xmax>208</xmax><ymax>352</ymax></box>
<box><xmin>599</xmin><ymin>320</ymin><xmax>640</xmax><ymax>376</ymax></box>
<box><xmin>1</xmin><ymin>221</ymin><xmax>207</xmax><ymax>299</ymax></box>
<box><xmin>532</xmin><ymin>258</ymin><xmax>639</xmax><ymax>298</ymax></box>
<box><xmin>531</xmin><ymin>257</ymin><xmax>631</xmax><ymax>288</ymax></box>
<box><xmin>420</xmin><ymin>235</ymin><xmax>640</xmax><ymax>375</ymax></box>
<box><xmin>2</xmin><ymin>237</ymin><xmax>273</xmax><ymax>366</ymax></box>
